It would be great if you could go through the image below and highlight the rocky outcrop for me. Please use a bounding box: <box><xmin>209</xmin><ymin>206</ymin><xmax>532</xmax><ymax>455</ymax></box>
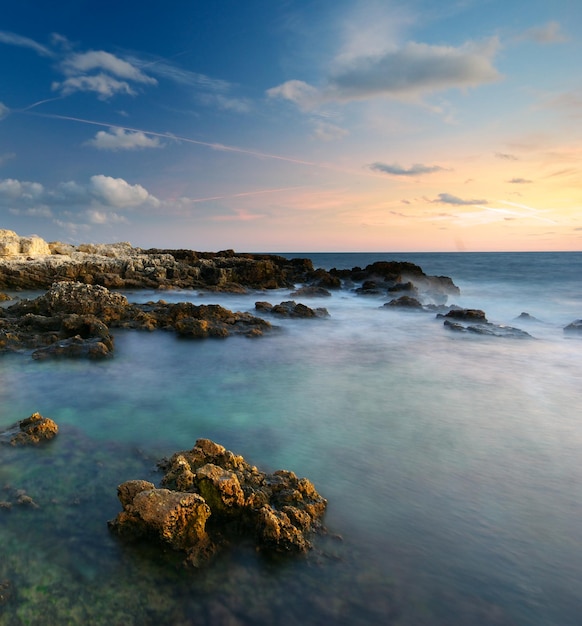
<box><xmin>109</xmin><ymin>439</ymin><xmax>327</xmax><ymax>566</ymax></box>
<box><xmin>0</xmin><ymin>412</ymin><xmax>58</xmax><ymax>446</ymax></box>
<box><xmin>0</xmin><ymin>232</ymin><xmax>317</xmax><ymax>292</ymax></box>
<box><xmin>0</xmin><ymin>282</ymin><xmax>272</xmax><ymax>359</ymax></box>
<box><xmin>564</xmin><ymin>319</ymin><xmax>582</xmax><ymax>334</ymax></box>
<box><xmin>0</xmin><ymin>229</ymin><xmax>51</xmax><ymax>257</ymax></box>
<box><xmin>443</xmin><ymin>319</ymin><xmax>533</xmax><ymax>338</ymax></box>
<box><xmin>383</xmin><ymin>296</ymin><xmax>424</xmax><ymax>309</ymax></box>
<box><xmin>255</xmin><ymin>300</ymin><xmax>330</xmax><ymax>318</ymax></box>
<box><xmin>438</xmin><ymin>308</ymin><xmax>488</xmax><ymax>322</ymax></box>
<box><xmin>108</xmin><ymin>480</ymin><xmax>215</xmax><ymax>567</ymax></box>
<box><xmin>332</xmin><ymin>260</ymin><xmax>460</xmax><ymax>304</ymax></box>
<box><xmin>289</xmin><ymin>286</ymin><xmax>332</xmax><ymax>298</ymax></box>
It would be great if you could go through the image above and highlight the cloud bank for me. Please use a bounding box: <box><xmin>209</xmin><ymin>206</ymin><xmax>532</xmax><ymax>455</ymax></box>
<box><xmin>433</xmin><ymin>193</ymin><xmax>488</xmax><ymax>206</ymax></box>
<box><xmin>0</xmin><ymin>174</ymin><xmax>160</xmax><ymax>229</ymax></box>
<box><xmin>370</xmin><ymin>162</ymin><xmax>445</xmax><ymax>176</ymax></box>
<box><xmin>268</xmin><ymin>38</ymin><xmax>501</xmax><ymax>108</ymax></box>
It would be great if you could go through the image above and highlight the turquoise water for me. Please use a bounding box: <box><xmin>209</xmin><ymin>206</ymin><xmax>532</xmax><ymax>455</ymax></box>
<box><xmin>1</xmin><ymin>252</ymin><xmax>582</xmax><ymax>624</ymax></box>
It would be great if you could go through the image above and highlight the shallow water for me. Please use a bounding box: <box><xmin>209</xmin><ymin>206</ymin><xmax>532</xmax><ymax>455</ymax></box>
<box><xmin>1</xmin><ymin>252</ymin><xmax>582</xmax><ymax>624</ymax></box>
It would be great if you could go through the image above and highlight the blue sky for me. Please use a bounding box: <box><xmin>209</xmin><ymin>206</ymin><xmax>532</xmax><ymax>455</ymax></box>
<box><xmin>1</xmin><ymin>0</ymin><xmax>581</xmax><ymax>251</ymax></box>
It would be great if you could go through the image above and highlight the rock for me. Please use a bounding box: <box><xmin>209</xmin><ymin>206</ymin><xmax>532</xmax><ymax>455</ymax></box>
<box><xmin>0</xmin><ymin>580</ymin><xmax>13</xmax><ymax>606</ymax></box>
<box><xmin>387</xmin><ymin>281</ymin><xmax>418</xmax><ymax>295</ymax></box>
<box><xmin>438</xmin><ymin>308</ymin><xmax>488</xmax><ymax>322</ymax></box>
<box><xmin>289</xmin><ymin>286</ymin><xmax>332</xmax><ymax>298</ymax></box>
<box><xmin>564</xmin><ymin>320</ymin><xmax>582</xmax><ymax>334</ymax></box>
<box><xmin>260</xmin><ymin>300</ymin><xmax>330</xmax><ymax>319</ymax></box>
<box><xmin>108</xmin><ymin>482</ymin><xmax>214</xmax><ymax>566</ymax></box>
<box><xmin>0</xmin><ymin>282</ymin><xmax>272</xmax><ymax>358</ymax></box>
<box><xmin>112</xmin><ymin>438</ymin><xmax>327</xmax><ymax>565</ymax></box>
<box><xmin>444</xmin><ymin>319</ymin><xmax>532</xmax><ymax>338</ymax></box>
<box><xmin>0</xmin><ymin>412</ymin><xmax>59</xmax><ymax>446</ymax></box>
<box><xmin>32</xmin><ymin>334</ymin><xmax>113</xmax><ymax>360</ymax></box>
<box><xmin>383</xmin><ymin>296</ymin><xmax>424</xmax><ymax>309</ymax></box>
<box><xmin>0</xmin><ymin>232</ymin><xmax>318</xmax><ymax>291</ymax></box>
<box><xmin>0</xmin><ymin>230</ymin><xmax>51</xmax><ymax>257</ymax></box>
<box><xmin>516</xmin><ymin>312</ymin><xmax>539</xmax><ymax>322</ymax></box>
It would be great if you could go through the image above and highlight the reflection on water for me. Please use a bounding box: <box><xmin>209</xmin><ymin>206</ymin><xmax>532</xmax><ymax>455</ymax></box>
<box><xmin>1</xmin><ymin>253</ymin><xmax>582</xmax><ymax>624</ymax></box>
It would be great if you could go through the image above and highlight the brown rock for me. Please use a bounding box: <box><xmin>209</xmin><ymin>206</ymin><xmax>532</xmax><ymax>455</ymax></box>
<box><xmin>6</xmin><ymin>412</ymin><xmax>58</xmax><ymax>446</ymax></box>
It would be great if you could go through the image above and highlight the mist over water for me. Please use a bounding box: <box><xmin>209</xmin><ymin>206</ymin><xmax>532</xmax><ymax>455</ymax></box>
<box><xmin>1</xmin><ymin>252</ymin><xmax>582</xmax><ymax>624</ymax></box>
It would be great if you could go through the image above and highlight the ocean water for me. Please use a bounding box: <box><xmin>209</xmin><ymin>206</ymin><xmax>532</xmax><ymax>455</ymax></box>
<box><xmin>1</xmin><ymin>251</ymin><xmax>581</xmax><ymax>625</ymax></box>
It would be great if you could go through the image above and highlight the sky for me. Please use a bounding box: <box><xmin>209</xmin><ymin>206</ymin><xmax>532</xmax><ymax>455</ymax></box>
<box><xmin>0</xmin><ymin>0</ymin><xmax>581</xmax><ymax>252</ymax></box>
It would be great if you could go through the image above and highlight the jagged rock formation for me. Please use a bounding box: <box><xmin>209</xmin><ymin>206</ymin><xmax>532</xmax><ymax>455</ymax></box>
<box><xmin>0</xmin><ymin>232</ymin><xmax>460</xmax><ymax>301</ymax></box>
<box><xmin>0</xmin><ymin>412</ymin><xmax>59</xmax><ymax>446</ymax></box>
<box><xmin>255</xmin><ymin>300</ymin><xmax>330</xmax><ymax>318</ymax></box>
<box><xmin>564</xmin><ymin>319</ymin><xmax>582</xmax><ymax>334</ymax></box>
<box><xmin>109</xmin><ymin>439</ymin><xmax>327</xmax><ymax>566</ymax></box>
<box><xmin>440</xmin><ymin>309</ymin><xmax>533</xmax><ymax>338</ymax></box>
<box><xmin>0</xmin><ymin>231</ymin><xmax>316</xmax><ymax>292</ymax></box>
<box><xmin>0</xmin><ymin>281</ymin><xmax>272</xmax><ymax>359</ymax></box>
<box><xmin>332</xmin><ymin>260</ymin><xmax>459</xmax><ymax>304</ymax></box>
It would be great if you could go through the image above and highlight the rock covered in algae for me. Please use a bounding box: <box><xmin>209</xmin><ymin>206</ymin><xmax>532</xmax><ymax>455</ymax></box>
<box><xmin>109</xmin><ymin>438</ymin><xmax>327</xmax><ymax>565</ymax></box>
<box><xmin>0</xmin><ymin>412</ymin><xmax>59</xmax><ymax>446</ymax></box>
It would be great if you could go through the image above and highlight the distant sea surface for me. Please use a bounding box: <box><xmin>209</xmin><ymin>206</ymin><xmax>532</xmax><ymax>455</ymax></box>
<box><xmin>1</xmin><ymin>251</ymin><xmax>582</xmax><ymax>625</ymax></box>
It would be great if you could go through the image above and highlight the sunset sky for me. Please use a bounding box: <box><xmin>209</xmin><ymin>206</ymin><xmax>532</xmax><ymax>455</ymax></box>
<box><xmin>1</xmin><ymin>0</ymin><xmax>581</xmax><ymax>252</ymax></box>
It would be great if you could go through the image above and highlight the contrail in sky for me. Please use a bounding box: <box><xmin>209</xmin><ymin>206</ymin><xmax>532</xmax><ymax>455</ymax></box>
<box><xmin>185</xmin><ymin>186</ymin><xmax>310</xmax><ymax>203</ymax></box>
<box><xmin>21</xmin><ymin>110</ymin><xmax>329</xmax><ymax>168</ymax></box>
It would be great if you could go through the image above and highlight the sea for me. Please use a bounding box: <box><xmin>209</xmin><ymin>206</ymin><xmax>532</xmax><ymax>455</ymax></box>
<box><xmin>1</xmin><ymin>251</ymin><xmax>581</xmax><ymax>625</ymax></box>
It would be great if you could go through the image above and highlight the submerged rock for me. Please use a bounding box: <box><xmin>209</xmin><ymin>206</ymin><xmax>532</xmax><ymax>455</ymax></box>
<box><xmin>0</xmin><ymin>412</ymin><xmax>59</xmax><ymax>446</ymax></box>
<box><xmin>564</xmin><ymin>319</ymin><xmax>582</xmax><ymax>334</ymax></box>
<box><xmin>110</xmin><ymin>438</ymin><xmax>327</xmax><ymax>565</ymax></box>
<box><xmin>383</xmin><ymin>296</ymin><xmax>424</xmax><ymax>309</ymax></box>
<box><xmin>289</xmin><ymin>285</ymin><xmax>332</xmax><ymax>298</ymax></box>
<box><xmin>444</xmin><ymin>319</ymin><xmax>533</xmax><ymax>338</ymax></box>
<box><xmin>255</xmin><ymin>300</ymin><xmax>330</xmax><ymax>319</ymax></box>
<box><xmin>438</xmin><ymin>308</ymin><xmax>488</xmax><ymax>322</ymax></box>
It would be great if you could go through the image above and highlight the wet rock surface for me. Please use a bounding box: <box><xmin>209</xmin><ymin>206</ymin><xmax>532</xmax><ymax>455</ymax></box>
<box><xmin>0</xmin><ymin>281</ymin><xmax>272</xmax><ymax>358</ymax></box>
<box><xmin>255</xmin><ymin>300</ymin><xmax>330</xmax><ymax>318</ymax></box>
<box><xmin>109</xmin><ymin>438</ymin><xmax>328</xmax><ymax>565</ymax></box>
<box><xmin>564</xmin><ymin>319</ymin><xmax>582</xmax><ymax>334</ymax></box>
<box><xmin>0</xmin><ymin>412</ymin><xmax>59</xmax><ymax>446</ymax></box>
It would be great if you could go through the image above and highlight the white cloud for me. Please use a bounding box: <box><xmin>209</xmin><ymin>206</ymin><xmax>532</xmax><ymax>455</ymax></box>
<box><xmin>312</xmin><ymin>121</ymin><xmax>348</xmax><ymax>141</ymax></box>
<box><xmin>196</xmin><ymin>93</ymin><xmax>252</xmax><ymax>113</ymax></box>
<box><xmin>62</xmin><ymin>51</ymin><xmax>157</xmax><ymax>85</ymax></box>
<box><xmin>53</xmin><ymin>50</ymin><xmax>157</xmax><ymax>99</ymax></box>
<box><xmin>86</xmin><ymin>209</ymin><xmax>128</xmax><ymax>225</ymax></box>
<box><xmin>86</xmin><ymin>127</ymin><xmax>163</xmax><ymax>151</ymax></box>
<box><xmin>53</xmin><ymin>74</ymin><xmax>137</xmax><ymax>99</ymax></box>
<box><xmin>0</xmin><ymin>102</ymin><xmax>9</xmax><ymax>120</ymax></box>
<box><xmin>0</xmin><ymin>30</ymin><xmax>53</xmax><ymax>57</ymax></box>
<box><xmin>268</xmin><ymin>38</ymin><xmax>501</xmax><ymax>108</ymax></box>
<box><xmin>9</xmin><ymin>206</ymin><xmax>53</xmax><ymax>218</ymax></box>
<box><xmin>370</xmin><ymin>162</ymin><xmax>446</xmax><ymax>176</ymax></box>
<box><xmin>266</xmin><ymin>80</ymin><xmax>321</xmax><ymax>110</ymax></box>
<box><xmin>89</xmin><ymin>175</ymin><xmax>160</xmax><ymax>209</ymax></box>
<box><xmin>133</xmin><ymin>57</ymin><xmax>229</xmax><ymax>91</ymax></box>
<box><xmin>519</xmin><ymin>21</ymin><xmax>568</xmax><ymax>45</ymax></box>
<box><xmin>0</xmin><ymin>178</ymin><xmax>44</xmax><ymax>200</ymax></box>
<box><xmin>433</xmin><ymin>193</ymin><xmax>488</xmax><ymax>206</ymax></box>
<box><xmin>328</xmin><ymin>39</ymin><xmax>501</xmax><ymax>101</ymax></box>
<box><xmin>0</xmin><ymin>175</ymin><xmax>160</xmax><ymax>234</ymax></box>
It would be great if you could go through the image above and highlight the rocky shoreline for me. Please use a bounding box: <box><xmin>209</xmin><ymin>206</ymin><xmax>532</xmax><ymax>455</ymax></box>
<box><xmin>1</xmin><ymin>229</ymin><xmax>578</xmax><ymax>358</ymax></box>
<box><xmin>0</xmin><ymin>229</ymin><xmax>466</xmax><ymax>359</ymax></box>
